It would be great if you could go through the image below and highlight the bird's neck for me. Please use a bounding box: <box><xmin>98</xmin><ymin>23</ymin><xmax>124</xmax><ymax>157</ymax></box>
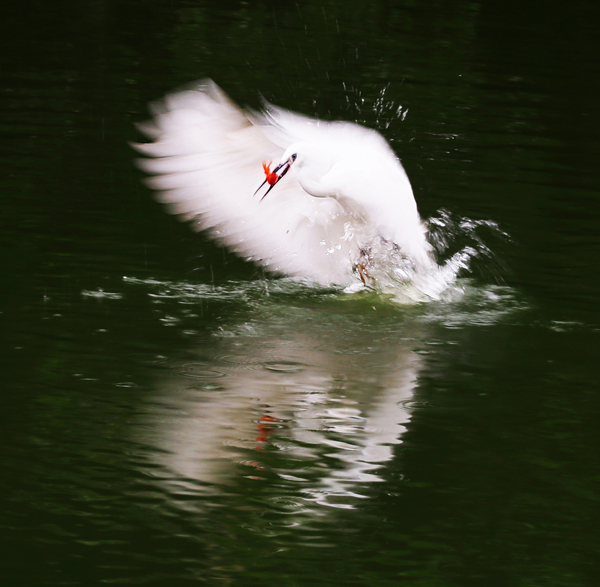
<box><xmin>293</xmin><ymin>145</ymin><xmax>337</xmax><ymax>198</ymax></box>
<box><xmin>297</xmin><ymin>173</ymin><xmax>332</xmax><ymax>198</ymax></box>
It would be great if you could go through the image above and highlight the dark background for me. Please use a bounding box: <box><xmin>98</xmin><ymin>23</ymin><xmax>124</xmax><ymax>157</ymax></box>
<box><xmin>1</xmin><ymin>1</ymin><xmax>600</xmax><ymax>585</ymax></box>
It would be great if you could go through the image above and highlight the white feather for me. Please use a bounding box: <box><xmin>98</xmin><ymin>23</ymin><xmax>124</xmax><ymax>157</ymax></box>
<box><xmin>134</xmin><ymin>79</ymin><xmax>433</xmax><ymax>285</ymax></box>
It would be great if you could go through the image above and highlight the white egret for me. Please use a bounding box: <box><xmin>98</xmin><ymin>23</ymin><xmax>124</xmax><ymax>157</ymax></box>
<box><xmin>134</xmin><ymin>80</ymin><xmax>434</xmax><ymax>286</ymax></box>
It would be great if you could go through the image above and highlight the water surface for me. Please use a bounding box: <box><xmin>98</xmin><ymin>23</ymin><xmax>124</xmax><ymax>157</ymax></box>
<box><xmin>1</xmin><ymin>0</ymin><xmax>600</xmax><ymax>585</ymax></box>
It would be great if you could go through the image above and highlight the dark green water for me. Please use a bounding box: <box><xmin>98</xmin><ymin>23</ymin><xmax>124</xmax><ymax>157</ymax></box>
<box><xmin>2</xmin><ymin>1</ymin><xmax>600</xmax><ymax>585</ymax></box>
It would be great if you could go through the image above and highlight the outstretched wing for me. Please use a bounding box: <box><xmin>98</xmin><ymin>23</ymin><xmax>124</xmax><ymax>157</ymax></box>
<box><xmin>133</xmin><ymin>80</ymin><xmax>360</xmax><ymax>285</ymax></box>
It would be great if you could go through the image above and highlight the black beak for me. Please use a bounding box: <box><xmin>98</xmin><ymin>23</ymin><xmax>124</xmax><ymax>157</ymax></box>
<box><xmin>254</xmin><ymin>160</ymin><xmax>292</xmax><ymax>201</ymax></box>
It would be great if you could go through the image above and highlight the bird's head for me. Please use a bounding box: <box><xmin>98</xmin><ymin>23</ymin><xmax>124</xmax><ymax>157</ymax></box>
<box><xmin>254</xmin><ymin>149</ymin><xmax>298</xmax><ymax>201</ymax></box>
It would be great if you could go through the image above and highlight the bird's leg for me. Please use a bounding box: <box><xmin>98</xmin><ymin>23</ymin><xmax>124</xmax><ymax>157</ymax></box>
<box><xmin>355</xmin><ymin>246</ymin><xmax>372</xmax><ymax>285</ymax></box>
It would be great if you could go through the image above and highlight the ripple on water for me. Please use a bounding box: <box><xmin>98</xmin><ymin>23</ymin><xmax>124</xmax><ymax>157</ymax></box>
<box><xmin>263</xmin><ymin>361</ymin><xmax>307</xmax><ymax>373</ymax></box>
<box><xmin>210</xmin><ymin>353</ymin><xmax>264</xmax><ymax>371</ymax></box>
<box><xmin>398</xmin><ymin>399</ymin><xmax>434</xmax><ymax>410</ymax></box>
<box><xmin>177</xmin><ymin>362</ymin><xmax>227</xmax><ymax>380</ymax></box>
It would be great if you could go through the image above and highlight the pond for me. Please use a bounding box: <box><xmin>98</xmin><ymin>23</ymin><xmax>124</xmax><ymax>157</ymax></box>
<box><xmin>1</xmin><ymin>0</ymin><xmax>600</xmax><ymax>585</ymax></box>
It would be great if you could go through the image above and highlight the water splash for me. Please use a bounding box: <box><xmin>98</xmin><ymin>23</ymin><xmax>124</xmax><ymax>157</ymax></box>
<box><xmin>338</xmin><ymin>208</ymin><xmax>513</xmax><ymax>305</ymax></box>
<box><xmin>336</xmin><ymin>86</ymin><xmax>511</xmax><ymax>303</ymax></box>
<box><xmin>342</xmin><ymin>83</ymin><xmax>408</xmax><ymax>131</ymax></box>
<box><xmin>427</xmin><ymin>208</ymin><xmax>512</xmax><ymax>278</ymax></box>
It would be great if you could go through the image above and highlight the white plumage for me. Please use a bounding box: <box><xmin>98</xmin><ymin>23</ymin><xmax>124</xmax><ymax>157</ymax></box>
<box><xmin>134</xmin><ymin>80</ymin><xmax>433</xmax><ymax>286</ymax></box>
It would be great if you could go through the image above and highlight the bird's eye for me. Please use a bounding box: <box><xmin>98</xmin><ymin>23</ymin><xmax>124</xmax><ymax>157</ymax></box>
<box><xmin>291</xmin><ymin>153</ymin><xmax>297</xmax><ymax>161</ymax></box>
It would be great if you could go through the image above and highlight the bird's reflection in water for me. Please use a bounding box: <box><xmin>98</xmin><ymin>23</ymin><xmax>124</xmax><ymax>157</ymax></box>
<box><xmin>135</xmin><ymin>298</ymin><xmax>425</xmax><ymax>512</ymax></box>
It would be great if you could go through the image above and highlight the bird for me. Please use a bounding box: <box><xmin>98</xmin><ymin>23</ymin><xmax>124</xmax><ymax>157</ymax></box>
<box><xmin>134</xmin><ymin>80</ymin><xmax>434</xmax><ymax>287</ymax></box>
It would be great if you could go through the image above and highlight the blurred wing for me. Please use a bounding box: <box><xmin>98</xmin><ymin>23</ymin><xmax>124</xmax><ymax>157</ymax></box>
<box><xmin>134</xmin><ymin>80</ymin><xmax>358</xmax><ymax>285</ymax></box>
